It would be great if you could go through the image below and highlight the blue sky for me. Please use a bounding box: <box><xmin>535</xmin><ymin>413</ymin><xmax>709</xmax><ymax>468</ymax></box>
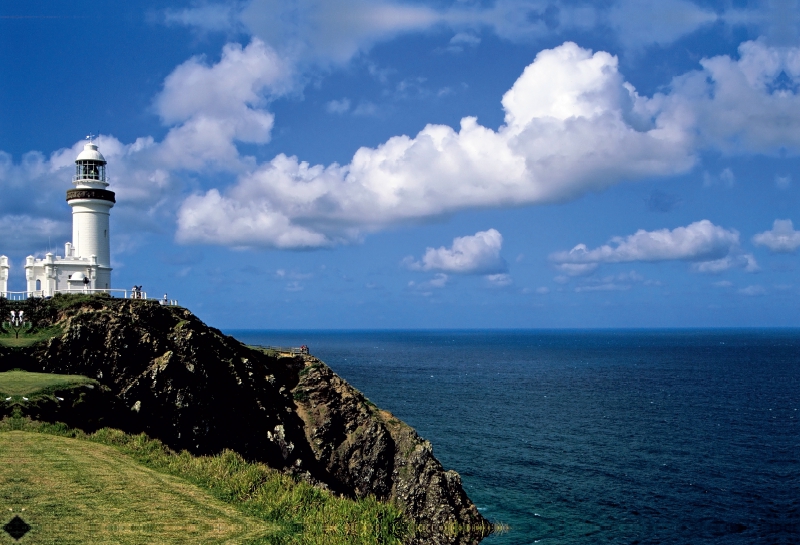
<box><xmin>1</xmin><ymin>0</ymin><xmax>799</xmax><ymax>328</ymax></box>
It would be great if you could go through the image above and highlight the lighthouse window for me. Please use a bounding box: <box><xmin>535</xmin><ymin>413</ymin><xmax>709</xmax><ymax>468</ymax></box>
<box><xmin>104</xmin><ymin>230</ymin><xmax>107</xmax><ymax>238</ymax></box>
<box><xmin>36</xmin><ymin>280</ymin><xmax>41</xmax><ymax>291</ymax></box>
<box><xmin>76</xmin><ymin>161</ymin><xmax>105</xmax><ymax>181</ymax></box>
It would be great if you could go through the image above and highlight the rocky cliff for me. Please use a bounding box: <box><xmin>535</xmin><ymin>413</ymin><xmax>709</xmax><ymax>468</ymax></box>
<box><xmin>2</xmin><ymin>295</ymin><xmax>490</xmax><ymax>544</ymax></box>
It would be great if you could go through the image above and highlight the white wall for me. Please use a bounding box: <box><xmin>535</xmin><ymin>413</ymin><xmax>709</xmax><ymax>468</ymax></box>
<box><xmin>70</xmin><ymin>200</ymin><xmax>112</xmax><ymax>267</ymax></box>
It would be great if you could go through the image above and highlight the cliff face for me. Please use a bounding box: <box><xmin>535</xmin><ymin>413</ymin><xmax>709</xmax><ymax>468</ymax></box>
<box><xmin>5</xmin><ymin>296</ymin><xmax>489</xmax><ymax>544</ymax></box>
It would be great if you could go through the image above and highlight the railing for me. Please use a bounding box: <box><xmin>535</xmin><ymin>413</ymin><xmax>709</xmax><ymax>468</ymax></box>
<box><xmin>255</xmin><ymin>345</ymin><xmax>309</xmax><ymax>356</ymax></box>
<box><xmin>0</xmin><ymin>289</ymin><xmax>179</xmax><ymax>306</ymax></box>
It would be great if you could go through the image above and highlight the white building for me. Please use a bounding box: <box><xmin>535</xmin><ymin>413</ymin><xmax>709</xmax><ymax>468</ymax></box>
<box><xmin>22</xmin><ymin>141</ymin><xmax>116</xmax><ymax>297</ymax></box>
<box><xmin>0</xmin><ymin>256</ymin><xmax>8</xmax><ymax>295</ymax></box>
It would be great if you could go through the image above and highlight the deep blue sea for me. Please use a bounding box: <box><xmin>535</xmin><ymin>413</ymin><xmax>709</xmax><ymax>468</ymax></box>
<box><xmin>227</xmin><ymin>329</ymin><xmax>799</xmax><ymax>545</ymax></box>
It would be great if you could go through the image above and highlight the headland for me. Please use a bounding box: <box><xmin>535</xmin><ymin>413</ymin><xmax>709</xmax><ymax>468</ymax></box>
<box><xmin>0</xmin><ymin>293</ymin><xmax>492</xmax><ymax>544</ymax></box>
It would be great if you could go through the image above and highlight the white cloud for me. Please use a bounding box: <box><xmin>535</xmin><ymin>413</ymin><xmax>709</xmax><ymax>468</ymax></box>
<box><xmin>692</xmin><ymin>254</ymin><xmax>759</xmax><ymax>274</ymax></box>
<box><xmin>665</xmin><ymin>40</ymin><xmax>800</xmax><ymax>155</ymax></box>
<box><xmin>154</xmin><ymin>39</ymin><xmax>291</xmax><ymax>171</ymax></box>
<box><xmin>551</xmin><ymin>220</ymin><xmax>757</xmax><ymax>273</ymax></box>
<box><xmin>408</xmin><ymin>273</ymin><xmax>449</xmax><ymax>294</ymax></box>
<box><xmin>775</xmin><ymin>174</ymin><xmax>792</xmax><ymax>189</ymax></box>
<box><xmin>554</xmin><ymin>262</ymin><xmax>600</xmax><ymax>277</ymax></box>
<box><xmin>0</xmin><ymin>40</ymin><xmax>293</xmax><ymax>247</ymax></box>
<box><xmin>177</xmin><ymin>42</ymin><xmax>695</xmax><ymax>248</ymax></box>
<box><xmin>486</xmin><ymin>273</ymin><xmax>513</xmax><ymax>287</ymax></box>
<box><xmin>163</xmin><ymin>3</ymin><xmax>242</xmax><ymax>33</ymax></box>
<box><xmin>8</xmin><ymin>36</ymin><xmax>800</xmax><ymax>254</ymax></box>
<box><xmin>428</xmin><ymin>273</ymin><xmax>449</xmax><ymax>288</ymax></box>
<box><xmin>352</xmin><ymin>101</ymin><xmax>379</xmax><ymax>116</ymax></box>
<box><xmin>572</xmin><ymin>270</ymin><xmax>657</xmax><ymax>292</ymax></box>
<box><xmin>739</xmin><ymin>284</ymin><xmax>767</xmax><ymax>296</ymax></box>
<box><xmin>703</xmin><ymin>168</ymin><xmax>736</xmax><ymax>187</ymax></box>
<box><xmin>326</xmin><ymin>98</ymin><xmax>351</xmax><ymax>114</ymax></box>
<box><xmin>405</xmin><ymin>229</ymin><xmax>506</xmax><ymax>274</ymax></box>
<box><xmin>240</xmin><ymin>0</ymin><xmax>440</xmax><ymax>66</ymax></box>
<box><xmin>575</xmin><ymin>283</ymin><xmax>631</xmax><ymax>293</ymax></box>
<box><xmin>446</xmin><ymin>31</ymin><xmax>481</xmax><ymax>53</ymax></box>
<box><xmin>450</xmin><ymin>32</ymin><xmax>481</xmax><ymax>47</ymax></box>
<box><xmin>753</xmin><ymin>219</ymin><xmax>800</xmax><ymax>253</ymax></box>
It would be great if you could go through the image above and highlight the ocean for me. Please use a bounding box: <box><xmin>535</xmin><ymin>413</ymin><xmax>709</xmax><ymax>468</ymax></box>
<box><xmin>227</xmin><ymin>329</ymin><xmax>799</xmax><ymax>545</ymax></box>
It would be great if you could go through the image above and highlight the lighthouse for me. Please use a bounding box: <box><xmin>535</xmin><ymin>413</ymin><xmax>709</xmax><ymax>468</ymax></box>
<box><xmin>24</xmin><ymin>139</ymin><xmax>116</xmax><ymax>296</ymax></box>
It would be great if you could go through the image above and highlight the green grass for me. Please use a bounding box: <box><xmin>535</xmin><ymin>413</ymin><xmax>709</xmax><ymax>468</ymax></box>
<box><xmin>0</xmin><ymin>370</ymin><xmax>95</xmax><ymax>397</ymax></box>
<box><xmin>0</xmin><ymin>430</ymin><xmax>277</xmax><ymax>544</ymax></box>
<box><xmin>0</xmin><ymin>325</ymin><xmax>62</xmax><ymax>348</ymax></box>
<box><xmin>0</xmin><ymin>418</ymin><xmax>407</xmax><ymax>545</ymax></box>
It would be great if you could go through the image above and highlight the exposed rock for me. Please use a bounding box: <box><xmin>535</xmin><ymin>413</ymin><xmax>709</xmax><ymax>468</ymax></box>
<box><xmin>3</xmin><ymin>295</ymin><xmax>490</xmax><ymax>544</ymax></box>
<box><xmin>294</xmin><ymin>358</ymin><xmax>490</xmax><ymax>544</ymax></box>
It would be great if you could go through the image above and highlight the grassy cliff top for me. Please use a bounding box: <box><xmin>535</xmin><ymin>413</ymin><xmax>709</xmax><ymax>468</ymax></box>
<box><xmin>0</xmin><ymin>370</ymin><xmax>95</xmax><ymax>396</ymax></box>
<box><xmin>0</xmin><ymin>420</ymin><xmax>406</xmax><ymax>545</ymax></box>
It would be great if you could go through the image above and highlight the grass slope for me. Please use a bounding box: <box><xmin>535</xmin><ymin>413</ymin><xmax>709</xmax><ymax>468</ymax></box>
<box><xmin>0</xmin><ymin>431</ymin><xmax>276</xmax><ymax>544</ymax></box>
<box><xmin>0</xmin><ymin>419</ymin><xmax>406</xmax><ymax>545</ymax></box>
<box><xmin>0</xmin><ymin>370</ymin><xmax>95</xmax><ymax>397</ymax></box>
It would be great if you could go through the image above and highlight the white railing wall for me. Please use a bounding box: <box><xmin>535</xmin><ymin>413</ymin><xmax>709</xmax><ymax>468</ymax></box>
<box><xmin>0</xmin><ymin>289</ymin><xmax>178</xmax><ymax>306</ymax></box>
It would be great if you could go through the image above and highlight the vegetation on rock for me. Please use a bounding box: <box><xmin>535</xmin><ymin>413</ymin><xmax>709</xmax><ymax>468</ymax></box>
<box><xmin>0</xmin><ymin>416</ymin><xmax>405</xmax><ymax>544</ymax></box>
<box><xmin>0</xmin><ymin>294</ymin><xmax>491</xmax><ymax>544</ymax></box>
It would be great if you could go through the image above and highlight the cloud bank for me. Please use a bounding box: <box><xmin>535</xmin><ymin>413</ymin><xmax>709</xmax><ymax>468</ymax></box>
<box><xmin>4</xmin><ymin>37</ymin><xmax>800</xmax><ymax>253</ymax></box>
<box><xmin>175</xmin><ymin>42</ymin><xmax>695</xmax><ymax>248</ymax></box>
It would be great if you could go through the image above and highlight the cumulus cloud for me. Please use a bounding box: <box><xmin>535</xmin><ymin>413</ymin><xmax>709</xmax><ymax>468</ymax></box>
<box><xmin>177</xmin><ymin>42</ymin><xmax>696</xmax><ymax>248</ymax></box>
<box><xmin>404</xmin><ymin>229</ymin><xmax>506</xmax><ymax>274</ymax></box>
<box><xmin>155</xmin><ymin>39</ymin><xmax>291</xmax><ymax>171</ymax></box>
<box><xmin>0</xmin><ymin>39</ymin><xmax>292</xmax><ymax>249</ymax></box>
<box><xmin>6</xmin><ymin>35</ymin><xmax>800</xmax><ymax>255</ymax></box>
<box><xmin>665</xmin><ymin>40</ymin><xmax>800</xmax><ymax>154</ymax></box>
<box><xmin>753</xmin><ymin>219</ymin><xmax>800</xmax><ymax>253</ymax></box>
<box><xmin>551</xmin><ymin>220</ymin><xmax>757</xmax><ymax>273</ymax></box>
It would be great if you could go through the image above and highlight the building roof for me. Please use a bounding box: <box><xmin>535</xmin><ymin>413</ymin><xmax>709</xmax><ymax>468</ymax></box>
<box><xmin>76</xmin><ymin>143</ymin><xmax>106</xmax><ymax>163</ymax></box>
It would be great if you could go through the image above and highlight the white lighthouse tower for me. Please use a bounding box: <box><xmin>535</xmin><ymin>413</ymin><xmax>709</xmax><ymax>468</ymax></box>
<box><xmin>25</xmin><ymin>139</ymin><xmax>116</xmax><ymax>296</ymax></box>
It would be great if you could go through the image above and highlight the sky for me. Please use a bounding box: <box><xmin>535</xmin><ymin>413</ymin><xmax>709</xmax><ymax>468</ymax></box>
<box><xmin>1</xmin><ymin>0</ymin><xmax>799</xmax><ymax>329</ymax></box>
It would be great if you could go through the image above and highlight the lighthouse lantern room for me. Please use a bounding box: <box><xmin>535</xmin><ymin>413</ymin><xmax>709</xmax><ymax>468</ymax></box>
<box><xmin>24</xmin><ymin>139</ymin><xmax>116</xmax><ymax>296</ymax></box>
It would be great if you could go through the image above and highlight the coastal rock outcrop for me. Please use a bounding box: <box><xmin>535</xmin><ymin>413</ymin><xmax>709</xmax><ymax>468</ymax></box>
<box><xmin>4</xmin><ymin>295</ymin><xmax>489</xmax><ymax>544</ymax></box>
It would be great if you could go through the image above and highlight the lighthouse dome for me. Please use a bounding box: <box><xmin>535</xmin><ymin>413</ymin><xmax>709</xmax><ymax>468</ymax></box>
<box><xmin>76</xmin><ymin>143</ymin><xmax>106</xmax><ymax>164</ymax></box>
